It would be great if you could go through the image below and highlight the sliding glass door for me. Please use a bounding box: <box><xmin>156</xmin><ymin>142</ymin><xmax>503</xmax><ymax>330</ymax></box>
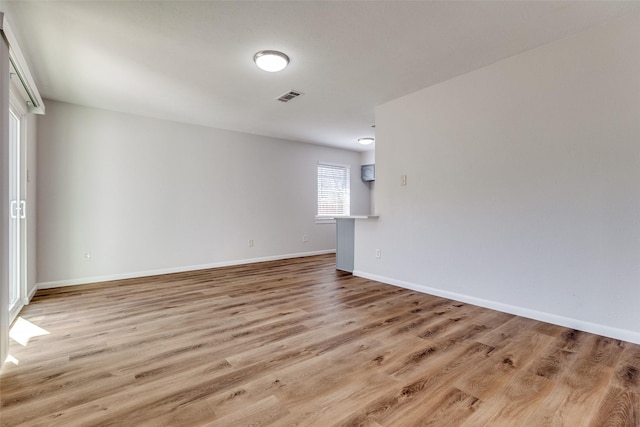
<box><xmin>8</xmin><ymin>106</ymin><xmax>26</xmax><ymax>323</ymax></box>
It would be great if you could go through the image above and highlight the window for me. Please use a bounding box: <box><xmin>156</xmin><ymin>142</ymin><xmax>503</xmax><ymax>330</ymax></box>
<box><xmin>317</xmin><ymin>162</ymin><xmax>350</xmax><ymax>218</ymax></box>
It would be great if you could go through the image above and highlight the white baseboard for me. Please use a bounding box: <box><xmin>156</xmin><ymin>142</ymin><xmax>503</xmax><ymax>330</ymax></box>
<box><xmin>37</xmin><ymin>250</ymin><xmax>336</xmax><ymax>290</ymax></box>
<box><xmin>27</xmin><ymin>285</ymin><xmax>38</xmax><ymax>302</ymax></box>
<box><xmin>353</xmin><ymin>270</ymin><xmax>640</xmax><ymax>345</ymax></box>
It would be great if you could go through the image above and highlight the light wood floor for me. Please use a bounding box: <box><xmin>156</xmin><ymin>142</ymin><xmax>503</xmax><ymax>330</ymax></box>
<box><xmin>1</xmin><ymin>254</ymin><xmax>638</xmax><ymax>426</ymax></box>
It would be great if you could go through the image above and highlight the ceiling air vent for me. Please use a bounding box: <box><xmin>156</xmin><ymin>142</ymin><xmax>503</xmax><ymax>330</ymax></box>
<box><xmin>276</xmin><ymin>90</ymin><xmax>303</xmax><ymax>103</ymax></box>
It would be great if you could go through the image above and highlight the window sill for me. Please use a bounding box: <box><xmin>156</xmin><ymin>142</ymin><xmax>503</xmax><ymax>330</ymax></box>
<box><xmin>315</xmin><ymin>215</ymin><xmax>379</xmax><ymax>224</ymax></box>
<box><xmin>315</xmin><ymin>217</ymin><xmax>336</xmax><ymax>224</ymax></box>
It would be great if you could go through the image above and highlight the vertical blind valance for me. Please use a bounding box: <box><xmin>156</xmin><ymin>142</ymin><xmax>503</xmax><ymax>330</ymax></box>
<box><xmin>317</xmin><ymin>162</ymin><xmax>350</xmax><ymax>217</ymax></box>
<box><xmin>0</xmin><ymin>14</ymin><xmax>45</xmax><ymax>114</ymax></box>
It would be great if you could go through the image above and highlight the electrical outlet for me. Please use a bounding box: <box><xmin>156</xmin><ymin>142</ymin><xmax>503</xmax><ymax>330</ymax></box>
<box><xmin>375</xmin><ymin>249</ymin><xmax>381</xmax><ymax>259</ymax></box>
<box><xmin>248</xmin><ymin>239</ymin><xmax>254</xmax><ymax>247</ymax></box>
<box><xmin>83</xmin><ymin>252</ymin><xmax>92</xmax><ymax>261</ymax></box>
<box><xmin>400</xmin><ymin>175</ymin><xmax>407</xmax><ymax>186</ymax></box>
<box><xmin>303</xmin><ymin>234</ymin><xmax>308</xmax><ymax>242</ymax></box>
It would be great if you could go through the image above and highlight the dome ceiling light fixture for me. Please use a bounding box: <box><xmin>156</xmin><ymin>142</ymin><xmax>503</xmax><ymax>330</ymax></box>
<box><xmin>358</xmin><ymin>137</ymin><xmax>375</xmax><ymax>146</ymax></box>
<box><xmin>253</xmin><ymin>50</ymin><xmax>289</xmax><ymax>72</ymax></box>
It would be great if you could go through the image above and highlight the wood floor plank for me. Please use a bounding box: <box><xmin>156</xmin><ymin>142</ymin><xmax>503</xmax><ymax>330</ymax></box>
<box><xmin>1</xmin><ymin>254</ymin><xmax>638</xmax><ymax>426</ymax></box>
<box><xmin>339</xmin><ymin>341</ymin><xmax>497</xmax><ymax>426</ymax></box>
<box><xmin>208</xmin><ymin>394</ymin><xmax>289</xmax><ymax>427</ymax></box>
<box><xmin>454</xmin><ymin>330</ymin><xmax>555</xmax><ymax>401</ymax></box>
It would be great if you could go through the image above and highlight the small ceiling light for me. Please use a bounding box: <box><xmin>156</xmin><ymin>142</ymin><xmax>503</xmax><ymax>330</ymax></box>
<box><xmin>358</xmin><ymin>137</ymin><xmax>375</xmax><ymax>146</ymax></box>
<box><xmin>254</xmin><ymin>50</ymin><xmax>289</xmax><ymax>72</ymax></box>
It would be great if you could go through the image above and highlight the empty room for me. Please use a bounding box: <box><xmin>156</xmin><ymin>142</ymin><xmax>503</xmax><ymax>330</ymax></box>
<box><xmin>1</xmin><ymin>1</ymin><xmax>639</xmax><ymax>426</ymax></box>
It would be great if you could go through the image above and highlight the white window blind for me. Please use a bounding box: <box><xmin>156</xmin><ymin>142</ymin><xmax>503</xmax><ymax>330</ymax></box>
<box><xmin>317</xmin><ymin>162</ymin><xmax>350</xmax><ymax>217</ymax></box>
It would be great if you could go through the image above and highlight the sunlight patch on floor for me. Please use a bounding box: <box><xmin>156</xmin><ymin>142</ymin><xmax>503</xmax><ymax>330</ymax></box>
<box><xmin>9</xmin><ymin>317</ymin><xmax>50</xmax><ymax>346</ymax></box>
<box><xmin>4</xmin><ymin>354</ymin><xmax>19</xmax><ymax>366</ymax></box>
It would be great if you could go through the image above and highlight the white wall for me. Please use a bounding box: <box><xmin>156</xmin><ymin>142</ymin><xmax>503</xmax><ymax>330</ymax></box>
<box><xmin>360</xmin><ymin>150</ymin><xmax>375</xmax><ymax>215</ymax></box>
<box><xmin>360</xmin><ymin>150</ymin><xmax>374</xmax><ymax>166</ymax></box>
<box><xmin>355</xmin><ymin>11</ymin><xmax>640</xmax><ymax>343</ymax></box>
<box><xmin>37</xmin><ymin>100</ymin><xmax>369</xmax><ymax>286</ymax></box>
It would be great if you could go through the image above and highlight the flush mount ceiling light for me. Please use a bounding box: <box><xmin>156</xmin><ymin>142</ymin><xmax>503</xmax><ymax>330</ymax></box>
<box><xmin>358</xmin><ymin>137</ymin><xmax>375</xmax><ymax>146</ymax></box>
<box><xmin>253</xmin><ymin>50</ymin><xmax>289</xmax><ymax>72</ymax></box>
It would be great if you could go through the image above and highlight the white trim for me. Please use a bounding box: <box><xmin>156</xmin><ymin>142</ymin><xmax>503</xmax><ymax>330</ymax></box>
<box><xmin>317</xmin><ymin>161</ymin><xmax>350</xmax><ymax>168</ymax></box>
<box><xmin>8</xmin><ymin>300</ymin><xmax>22</xmax><ymax>325</ymax></box>
<box><xmin>9</xmin><ymin>87</ymin><xmax>27</xmax><ymax>117</ymax></box>
<box><xmin>353</xmin><ymin>270</ymin><xmax>640</xmax><ymax>345</ymax></box>
<box><xmin>37</xmin><ymin>250</ymin><xmax>336</xmax><ymax>289</ymax></box>
<box><xmin>26</xmin><ymin>284</ymin><xmax>37</xmax><ymax>302</ymax></box>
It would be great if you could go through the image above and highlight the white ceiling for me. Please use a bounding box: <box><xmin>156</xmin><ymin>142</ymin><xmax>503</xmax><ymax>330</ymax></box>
<box><xmin>2</xmin><ymin>1</ymin><xmax>639</xmax><ymax>151</ymax></box>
